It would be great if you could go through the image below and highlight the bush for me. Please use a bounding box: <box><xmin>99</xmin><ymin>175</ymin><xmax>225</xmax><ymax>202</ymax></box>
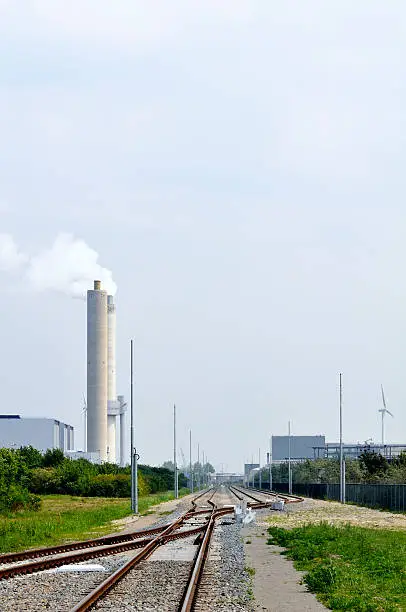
<box><xmin>85</xmin><ymin>472</ymin><xmax>150</xmax><ymax>498</ymax></box>
<box><xmin>0</xmin><ymin>484</ymin><xmax>41</xmax><ymax>513</ymax></box>
<box><xmin>87</xmin><ymin>474</ymin><xmax>131</xmax><ymax>498</ymax></box>
<box><xmin>42</xmin><ymin>448</ymin><xmax>65</xmax><ymax>467</ymax></box>
<box><xmin>0</xmin><ymin>445</ymin><xmax>182</xmax><ymax>507</ymax></box>
<box><xmin>304</xmin><ymin>561</ymin><xmax>337</xmax><ymax>592</ymax></box>
<box><xmin>30</xmin><ymin>468</ymin><xmax>61</xmax><ymax>494</ymax></box>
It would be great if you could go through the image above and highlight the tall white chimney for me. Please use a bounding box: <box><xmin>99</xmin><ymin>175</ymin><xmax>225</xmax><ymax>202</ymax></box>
<box><xmin>87</xmin><ymin>280</ymin><xmax>108</xmax><ymax>461</ymax></box>
<box><xmin>107</xmin><ymin>295</ymin><xmax>117</xmax><ymax>462</ymax></box>
<box><xmin>107</xmin><ymin>295</ymin><xmax>117</xmax><ymax>401</ymax></box>
<box><xmin>118</xmin><ymin>395</ymin><xmax>126</xmax><ymax>467</ymax></box>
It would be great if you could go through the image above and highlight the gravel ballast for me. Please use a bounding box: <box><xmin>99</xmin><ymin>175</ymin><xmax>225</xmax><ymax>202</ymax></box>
<box><xmin>0</xmin><ymin>490</ymin><xmax>265</xmax><ymax>611</ymax></box>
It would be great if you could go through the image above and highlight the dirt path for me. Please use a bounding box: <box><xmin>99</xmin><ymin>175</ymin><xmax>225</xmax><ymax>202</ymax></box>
<box><xmin>242</xmin><ymin>519</ymin><xmax>326</xmax><ymax>611</ymax></box>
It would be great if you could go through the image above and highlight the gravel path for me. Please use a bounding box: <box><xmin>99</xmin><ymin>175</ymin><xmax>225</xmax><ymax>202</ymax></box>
<box><xmin>268</xmin><ymin>496</ymin><xmax>406</xmax><ymax>529</ymax></box>
<box><xmin>195</xmin><ymin>516</ymin><xmax>252</xmax><ymax>611</ymax></box>
<box><xmin>0</xmin><ymin>553</ymin><xmax>134</xmax><ymax>611</ymax></box>
<box><xmin>93</xmin><ymin>560</ymin><xmax>193</xmax><ymax>611</ymax></box>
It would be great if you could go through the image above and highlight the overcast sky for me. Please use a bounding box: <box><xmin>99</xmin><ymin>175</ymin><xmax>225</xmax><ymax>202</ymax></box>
<box><xmin>0</xmin><ymin>1</ymin><xmax>405</xmax><ymax>472</ymax></box>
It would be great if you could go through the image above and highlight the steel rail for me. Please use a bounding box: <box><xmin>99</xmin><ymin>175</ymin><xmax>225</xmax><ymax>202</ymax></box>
<box><xmin>0</xmin><ymin>493</ymin><xmax>215</xmax><ymax>569</ymax></box>
<box><xmin>228</xmin><ymin>484</ymin><xmax>302</xmax><ymax>508</ymax></box>
<box><xmin>228</xmin><ymin>484</ymin><xmax>272</xmax><ymax>505</ymax></box>
<box><xmin>178</xmin><ymin>501</ymin><xmax>217</xmax><ymax>611</ymax></box>
<box><xmin>70</xmin><ymin>508</ymin><xmax>202</xmax><ymax>612</ymax></box>
<box><xmin>70</xmin><ymin>501</ymin><xmax>236</xmax><ymax>611</ymax></box>
<box><xmin>227</xmin><ymin>486</ymin><xmax>244</xmax><ymax>501</ymax></box>
<box><xmin>0</xmin><ymin>523</ymin><xmax>173</xmax><ymax>565</ymax></box>
<box><xmin>69</xmin><ymin>492</ymin><xmax>266</xmax><ymax>612</ymax></box>
<box><xmin>0</xmin><ymin>523</ymin><xmax>206</xmax><ymax>581</ymax></box>
<box><xmin>257</xmin><ymin>488</ymin><xmax>303</xmax><ymax>503</ymax></box>
<box><xmin>233</xmin><ymin>484</ymin><xmax>303</xmax><ymax>504</ymax></box>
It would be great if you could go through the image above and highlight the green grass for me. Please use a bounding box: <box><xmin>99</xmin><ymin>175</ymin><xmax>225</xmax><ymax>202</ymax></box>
<box><xmin>267</xmin><ymin>522</ymin><xmax>406</xmax><ymax>611</ymax></box>
<box><xmin>0</xmin><ymin>488</ymin><xmax>190</xmax><ymax>554</ymax></box>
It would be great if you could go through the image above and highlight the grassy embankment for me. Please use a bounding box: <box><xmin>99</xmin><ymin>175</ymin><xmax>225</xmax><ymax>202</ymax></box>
<box><xmin>268</xmin><ymin>522</ymin><xmax>406</xmax><ymax>611</ymax></box>
<box><xmin>0</xmin><ymin>489</ymin><xmax>189</xmax><ymax>553</ymax></box>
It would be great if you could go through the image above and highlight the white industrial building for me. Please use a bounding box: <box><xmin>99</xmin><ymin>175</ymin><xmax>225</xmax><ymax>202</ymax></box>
<box><xmin>86</xmin><ymin>281</ymin><xmax>126</xmax><ymax>465</ymax></box>
<box><xmin>0</xmin><ymin>415</ymin><xmax>74</xmax><ymax>452</ymax></box>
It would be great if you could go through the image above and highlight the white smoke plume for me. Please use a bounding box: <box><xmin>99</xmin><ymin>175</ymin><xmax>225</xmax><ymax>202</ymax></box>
<box><xmin>0</xmin><ymin>233</ymin><xmax>116</xmax><ymax>298</ymax></box>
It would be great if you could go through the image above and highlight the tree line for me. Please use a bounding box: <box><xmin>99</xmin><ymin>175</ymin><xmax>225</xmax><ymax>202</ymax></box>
<box><xmin>252</xmin><ymin>451</ymin><xmax>406</xmax><ymax>486</ymax></box>
<box><xmin>0</xmin><ymin>446</ymin><xmax>188</xmax><ymax>513</ymax></box>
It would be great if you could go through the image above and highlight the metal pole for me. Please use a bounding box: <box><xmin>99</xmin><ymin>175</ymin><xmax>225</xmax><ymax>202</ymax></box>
<box><xmin>202</xmin><ymin>450</ymin><xmax>205</xmax><ymax>487</ymax></box>
<box><xmin>342</xmin><ymin>456</ymin><xmax>346</xmax><ymax>503</ymax></box>
<box><xmin>339</xmin><ymin>373</ymin><xmax>343</xmax><ymax>503</ymax></box>
<box><xmin>269</xmin><ymin>436</ymin><xmax>272</xmax><ymax>491</ymax></box>
<box><xmin>288</xmin><ymin>420</ymin><xmax>292</xmax><ymax>494</ymax></box>
<box><xmin>381</xmin><ymin>410</ymin><xmax>384</xmax><ymax>446</ymax></box>
<box><xmin>174</xmin><ymin>404</ymin><xmax>178</xmax><ymax>498</ymax></box>
<box><xmin>189</xmin><ymin>429</ymin><xmax>194</xmax><ymax>493</ymax></box>
<box><xmin>259</xmin><ymin>448</ymin><xmax>262</xmax><ymax>490</ymax></box>
<box><xmin>130</xmin><ymin>339</ymin><xmax>136</xmax><ymax>513</ymax></box>
<box><xmin>197</xmin><ymin>443</ymin><xmax>200</xmax><ymax>490</ymax></box>
<box><xmin>134</xmin><ymin>448</ymin><xmax>138</xmax><ymax>513</ymax></box>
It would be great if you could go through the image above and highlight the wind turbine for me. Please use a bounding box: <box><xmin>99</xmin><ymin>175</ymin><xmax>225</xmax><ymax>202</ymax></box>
<box><xmin>379</xmin><ymin>385</ymin><xmax>394</xmax><ymax>446</ymax></box>
<box><xmin>82</xmin><ymin>393</ymin><xmax>87</xmax><ymax>452</ymax></box>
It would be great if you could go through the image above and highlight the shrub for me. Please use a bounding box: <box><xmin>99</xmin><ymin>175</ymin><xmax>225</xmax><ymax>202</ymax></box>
<box><xmin>0</xmin><ymin>484</ymin><xmax>41</xmax><ymax>513</ymax></box>
<box><xmin>304</xmin><ymin>561</ymin><xmax>337</xmax><ymax>592</ymax></box>
<box><xmin>42</xmin><ymin>448</ymin><xmax>65</xmax><ymax>467</ymax></box>
<box><xmin>30</xmin><ymin>468</ymin><xmax>61</xmax><ymax>494</ymax></box>
<box><xmin>87</xmin><ymin>474</ymin><xmax>131</xmax><ymax>498</ymax></box>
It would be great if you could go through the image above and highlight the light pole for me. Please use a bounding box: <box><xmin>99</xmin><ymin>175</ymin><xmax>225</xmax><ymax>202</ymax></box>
<box><xmin>269</xmin><ymin>436</ymin><xmax>272</xmax><ymax>491</ymax></box>
<box><xmin>189</xmin><ymin>429</ymin><xmax>194</xmax><ymax>493</ymax></box>
<box><xmin>339</xmin><ymin>373</ymin><xmax>345</xmax><ymax>503</ymax></box>
<box><xmin>202</xmin><ymin>450</ymin><xmax>205</xmax><ymax>487</ymax></box>
<box><xmin>130</xmin><ymin>339</ymin><xmax>138</xmax><ymax>513</ymax></box>
<box><xmin>258</xmin><ymin>448</ymin><xmax>262</xmax><ymax>490</ymax></box>
<box><xmin>174</xmin><ymin>404</ymin><xmax>178</xmax><ymax>499</ymax></box>
<box><xmin>197</xmin><ymin>443</ymin><xmax>200</xmax><ymax>490</ymax></box>
<box><xmin>288</xmin><ymin>420</ymin><xmax>292</xmax><ymax>494</ymax></box>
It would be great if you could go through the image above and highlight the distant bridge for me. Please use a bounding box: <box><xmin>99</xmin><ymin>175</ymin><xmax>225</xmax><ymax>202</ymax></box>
<box><xmin>212</xmin><ymin>472</ymin><xmax>244</xmax><ymax>484</ymax></box>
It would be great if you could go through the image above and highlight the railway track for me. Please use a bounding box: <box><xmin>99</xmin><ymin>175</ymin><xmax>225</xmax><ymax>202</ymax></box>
<box><xmin>70</xmin><ymin>488</ymin><xmax>237</xmax><ymax>611</ymax></box>
<box><xmin>229</xmin><ymin>484</ymin><xmax>303</xmax><ymax>505</ymax></box>
<box><xmin>0</xmin><ymin>523</ymin><xmax>174</xmax><ymax>565</ymax></box>
<box><xmin>0</xmin><ymin>513</ymin><xmax>209</xmax><ymax>580</ymax></box>
<box><xmin>0</xmin><ymin>486</ymin><xmax>302</xmax><ymax>611</ymax></box>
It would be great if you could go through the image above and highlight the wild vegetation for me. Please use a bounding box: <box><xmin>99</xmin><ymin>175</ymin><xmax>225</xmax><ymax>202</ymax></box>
<box><xmin>0</xmin><ymin>490</ymin><xmax>189</xmax><ymax>553</ymax></box>
<box><xmin>268</xmin><ymin>522</ymin><xmax>406</xmax><ymax>611</ymax></box>
<box><xmin>0</xmin><ymin>446</ymin><xmax>188</xmax><ymax>513</ymax></box>
<box><xmin>256</xmin><ymin>450</ymin><xmax>406</xmax><ymax>485</ymax></box>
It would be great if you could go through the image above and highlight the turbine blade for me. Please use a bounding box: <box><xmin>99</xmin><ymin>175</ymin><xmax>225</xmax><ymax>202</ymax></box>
<box><xmin>381</xmin><ymin>385</ymin><xmax>387</xmax><ymax>410</ymax></box>
<box><xmin>386</xmin><ymin>409</ymin><xmax>394</xmax><ymax>418</ymax></box>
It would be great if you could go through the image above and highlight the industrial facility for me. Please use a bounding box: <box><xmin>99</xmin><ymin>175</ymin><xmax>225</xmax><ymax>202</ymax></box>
<box><xmin>244</xmin><ymin>434</ymin><xmax>406</xmax><ymax>483</ymax></box>
<box><xmin>0</xmin><ymin>281</ymin><xmax>126</xmax><ymax>464</ymax></box>
<box><xmin>86</xmin><ymin>280</ymin><xmax>126</xmax><ymax>465</ymax></box>
<box><xmin>272</xmin><ymin>435</ymin><xmax>326</xmax><ymax>461</ymax></box>
<box><xmin>0</xmin><ymin>415</ymin><xmax>74</xmax><ymax>453</ymax></box>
